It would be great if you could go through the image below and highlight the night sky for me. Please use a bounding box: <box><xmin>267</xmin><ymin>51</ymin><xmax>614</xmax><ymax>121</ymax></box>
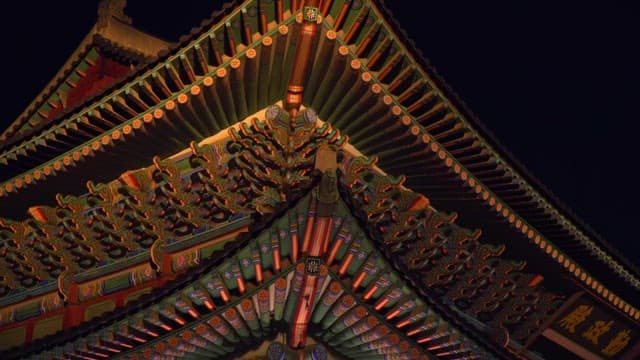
<box><xmin>1</xmin><ymin>1</ymin><xmax>638</xmax><ymax>267</ymax></box>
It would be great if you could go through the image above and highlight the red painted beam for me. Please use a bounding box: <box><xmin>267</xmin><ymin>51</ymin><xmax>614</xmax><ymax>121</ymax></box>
<box><xmin>284</xmin><ymin>0</ymin><xmax>321</xmax><ymax>112</ymax></box>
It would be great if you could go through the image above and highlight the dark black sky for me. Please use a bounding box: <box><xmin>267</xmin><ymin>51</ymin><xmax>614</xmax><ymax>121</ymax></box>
<box><xmin>2</xmin><ymin>1</ymin><xmax>638</xmax><ymax>267</ymax></box>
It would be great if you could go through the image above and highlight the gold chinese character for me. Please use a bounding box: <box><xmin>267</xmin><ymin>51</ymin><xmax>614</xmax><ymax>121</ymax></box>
<box><xmin>303</xmin><ymin>7</ymin><xmax>318</xmax><ymax>21</ymax></box>
<box><xmin>557</xmin><ymin>305</ymin><xmax>593</xmax><ymax>333</ymax></box>
<box><xmin>582</xmin><ymin>320</ymin><xmax>613</xmax><ymax>344</ymax></box>
<box><xmin>601</xmin><ymin>329</ymin><xmax>631</xmax><ymax>357</ymax></box>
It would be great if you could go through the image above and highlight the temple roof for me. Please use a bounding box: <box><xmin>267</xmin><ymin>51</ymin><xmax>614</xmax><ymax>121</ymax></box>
<box><xmin>0</xmin><ymin>0</ymin><xmax>169</xmax><ymax>151</ymax></box>
<box><xmin>0</xmin><ymin>1</ymin><xmax>638</xmax><ymax>359</ymax></box>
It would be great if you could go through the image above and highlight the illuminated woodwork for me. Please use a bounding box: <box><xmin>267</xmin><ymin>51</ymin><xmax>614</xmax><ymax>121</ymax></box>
<box><xmin>0</xmin><ymin>1</ymin><xmax>638</xmax><ymax>359</ymax></box>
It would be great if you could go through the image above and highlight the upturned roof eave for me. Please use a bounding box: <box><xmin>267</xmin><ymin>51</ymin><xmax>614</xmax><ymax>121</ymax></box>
<box><xmin>3</xmin><ymin>186</ymin><xmax>509</xmax><ymax>360</ymax></box>
<box><xmin>0</xmin><ymin>16</ymin><xmax>170</xmax><ymax>151</ymax></box>
<box><xmin>369</xmin><ymin>0</ymin><xmax>640</xmax><ymax>292</ymax></box>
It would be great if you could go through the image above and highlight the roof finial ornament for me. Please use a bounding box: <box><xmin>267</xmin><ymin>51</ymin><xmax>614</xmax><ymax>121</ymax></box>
<box><xmin>97</xmin><ymin>0</ymin><xmax>132</xmax><ymax>30</ymax></box>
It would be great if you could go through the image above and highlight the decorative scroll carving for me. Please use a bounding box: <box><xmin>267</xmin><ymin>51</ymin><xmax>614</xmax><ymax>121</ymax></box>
<box><xmin>339</xmin><ymin>153</ymin><xmax>563</xmax><ymax>345</ymax></box>
<box><xmin>0</xmin><ymin>219</ymin><xmax>43</xmax><ymax>288</ymax></box>
<box><xmin>86</xmin><ymin>181</ymin><xmax>135</xmax><ymax>258</ymax></box>
<box><xmin>0</xmin><ymin>105</ymin><xmax>345</xmax><ymax>304</ymax></box>
<box><xmin>27</xmin><ymin>206</ymin><xmax>75</xmax><ymax>277</ymax></box>
<box><xmin>470</xmin><ymin>259</ymin><xmax>526</xmax><ymax>316</ymax></box>
<box><xmin>495</xmin><ymin>278</ymin><xmax>564</xmax><ymax>342</ymax></box>
<box><xmin>447</xmin><ymin>243</ymin><xmax>505</xmax><ymax>304</ymax></box>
